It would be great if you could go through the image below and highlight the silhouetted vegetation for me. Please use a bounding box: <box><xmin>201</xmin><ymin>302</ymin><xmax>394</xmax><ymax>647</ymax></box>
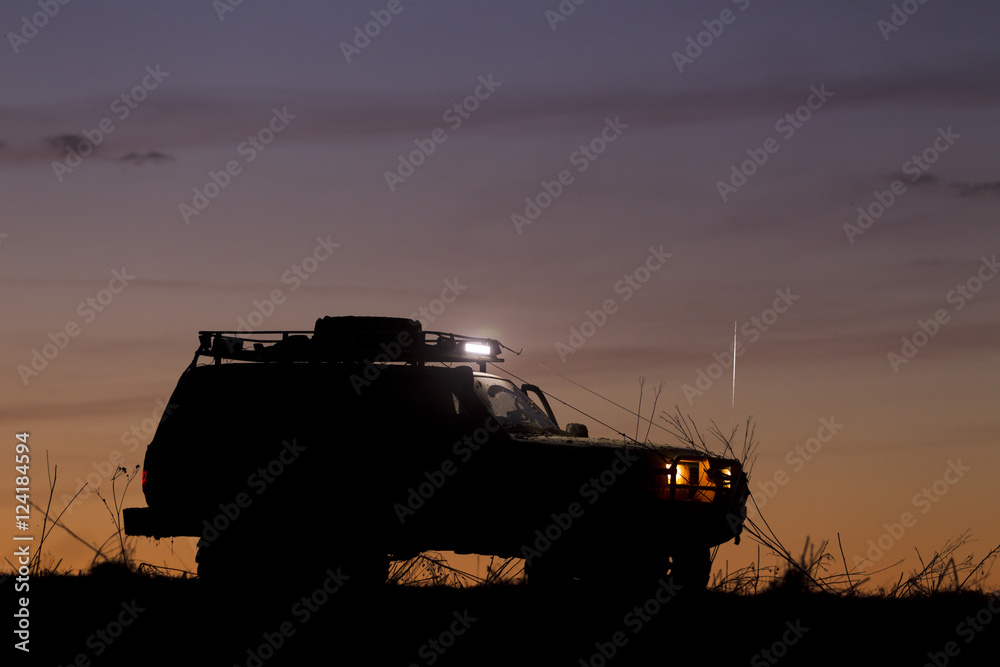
<box><xmin>10</xmin><ymin>546</ymin><xmax>999</xmax><ymax>667</ymax></box>
<box><xmin>10</xmin><ymin>436</ymin><xmax>998</xmax><ymax>666</ymax></box>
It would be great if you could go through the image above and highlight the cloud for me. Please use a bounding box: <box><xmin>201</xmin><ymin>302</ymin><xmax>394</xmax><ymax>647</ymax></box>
<box><xmin>47</xmin><ymin>133</ymin><xmax>99</xmax><ymax>157</ymax></box>
<box><xmin>0</xmin><ymin>132</ymin><xmax>170</xmax><ymax>168</ymax></box>
<box><xmin>898</xmin><ymin>176</ymin><xmax>1000</xmax><ymax>198</ymax></box>
<box><xmin>3</xmin><ymin>66</ymin><xmax>999</xmax><ymax>160</ymax></box>
<box><xmin>6</xmin><ymin>395</ymin><xmax>162</xmax><ymax>421</ymax></box>
<box><xmin>907</xmin><ymin>174</ymin><xmax>939</xmax><ymax>187</ymax></box>
<box><xmin>953</xmin><ymin>181</ymin><xmax>1000</xmax><ymax>197</ymax></box>
<box><xmin>119</xmin><ymin>151</ymin><xmax>173</xmax><ymax>165</ymax></box>
<box><xmin>12</xmin><ymin>276</ymin><xmax>276</xmax><ymax>292</ymax></box>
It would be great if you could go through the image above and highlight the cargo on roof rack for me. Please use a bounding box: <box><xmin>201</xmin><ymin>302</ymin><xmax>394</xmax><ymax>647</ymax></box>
<box><xmin>189</xmin><ymin>315</ymin><xmax>504</xmax><ymax>371</ymax></box>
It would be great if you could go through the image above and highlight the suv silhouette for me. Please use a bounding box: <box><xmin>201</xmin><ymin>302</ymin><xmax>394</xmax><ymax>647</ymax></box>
<box><xmin>124</xmin><ymin>316</ymin><xmax>749</xmax><ymax>587</ymax></box>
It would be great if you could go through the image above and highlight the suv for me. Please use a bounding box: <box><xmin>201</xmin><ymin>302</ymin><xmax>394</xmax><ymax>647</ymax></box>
<box><xmin>124</xmin><ymin>316</ymin><xmax>749</xmax><ymax>587</ymax></box>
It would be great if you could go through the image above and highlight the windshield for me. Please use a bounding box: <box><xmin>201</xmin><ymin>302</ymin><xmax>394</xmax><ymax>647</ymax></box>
<box><xmin>472</xmin><ymin>376</ymin><xmax>558</xmax><ymax>432</ymax></box>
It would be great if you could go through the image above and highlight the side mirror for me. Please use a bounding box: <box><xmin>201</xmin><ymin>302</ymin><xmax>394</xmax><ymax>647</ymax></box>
<box><xmin>566</xmin><ymin>423</ymin><xmax>589</xmax><ymax>438</ymax></box>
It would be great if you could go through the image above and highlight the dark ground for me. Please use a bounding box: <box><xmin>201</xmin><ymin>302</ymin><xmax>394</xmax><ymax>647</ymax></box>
<box><xmin>8</xmin><ymin>568</ymin><xmax>1000</xmax><ymax>667</ymax></box>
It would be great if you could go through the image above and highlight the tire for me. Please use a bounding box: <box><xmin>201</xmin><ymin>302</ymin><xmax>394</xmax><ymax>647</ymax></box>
<box><xmin>668</xmin><ymin>545</ymin><xmax>712</xmax><ymax>590</ymax></box>
<box><xmin>524</xmin><ymin>552</ymin><xmax>574</xmax><ymax>587</ymax></box>
<box><xmin>197</xmin><ymin>534</ymin><xmax>389</xmax><ymax>593</ymax></box>
<box><xmin>194</xmin><ymin>536</ymin><xmax>236</xmax><ymax>580</ymax></box>
<box><xmin>333</xmin><ymin>551</ymin><xmax>390</xmax><ymax>588</ymax></box>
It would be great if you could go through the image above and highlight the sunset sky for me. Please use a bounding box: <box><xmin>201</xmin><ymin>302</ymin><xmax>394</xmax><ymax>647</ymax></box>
<box><xmin>3</xmin><ymin>0</ymin><xmax>998</xmax><ymax>587</ymax></box>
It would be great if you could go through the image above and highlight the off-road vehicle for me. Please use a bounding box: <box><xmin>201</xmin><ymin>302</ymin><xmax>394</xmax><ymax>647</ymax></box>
<box><xmin>124</xmin><ymin>316</ymin><xmax>749</xmax><ymax>587</ymax></box>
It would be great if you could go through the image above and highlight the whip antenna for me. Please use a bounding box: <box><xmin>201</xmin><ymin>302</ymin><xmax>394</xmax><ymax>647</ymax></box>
<box><xmin>731</xmin><ymin>321</ymin><xmax>737</xmax><ymax>431</ymax></box>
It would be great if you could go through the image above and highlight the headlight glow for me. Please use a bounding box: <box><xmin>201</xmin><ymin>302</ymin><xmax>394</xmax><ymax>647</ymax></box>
<box><xmin>673</xmin><ymin>462</ymin><xmax>697</xmax><ymax>485</ymax></box>
<box><xmin>464</xmin><ymin>342</ymin><xmax>492</xmax><ymax>356</ymax></box>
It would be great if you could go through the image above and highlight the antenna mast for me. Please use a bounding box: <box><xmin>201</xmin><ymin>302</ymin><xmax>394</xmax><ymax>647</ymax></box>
<box><xmin>731</xmin><ymin>320</ymin><xmax>737</xmax><ymax>431</ymax></box>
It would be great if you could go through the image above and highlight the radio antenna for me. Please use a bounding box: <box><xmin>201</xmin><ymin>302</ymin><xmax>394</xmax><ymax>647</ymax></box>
<box><xmin>731</xmin><ymin>321</ymin><xmax>737</xmax><ymax>432</ymax></box>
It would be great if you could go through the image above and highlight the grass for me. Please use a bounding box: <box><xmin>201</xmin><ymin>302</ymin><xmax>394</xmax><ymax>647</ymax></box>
<box><xmin>10</xmin><ymin>452</ymin><xmax>1000</xmax><ymax>667</ymax></box>
<box><xmin>15</xmin><ymin>539</ymin><xmax>999</xmax><ymax>667</ymax></box>
<box><xmin>8</xmin><ymin>454</ymin><xmax>142</xmax><ymax>577</ymax></box>
<box><xmin>389</xmin><ymin>552</ymin><xmax>525</xmax><ymax>587</ymax></box>
<box><xmin>93</xmin><ymin>463</ymin><xmax>141</xmax><ymax>572</ymax></box>
<box><xmin>15</xmin><ymin>426</ymin><xmax>999</xmax><ymax>600</ymax></box>
<box><xmin>709</xmin><ymin>532</ymin><xmax>1000</xmax><ymax>599</ymax></box>
<box><xmin>9</xmin><ymin>385</ymin><xmax>997</xmax><ymax>663</ymax></box>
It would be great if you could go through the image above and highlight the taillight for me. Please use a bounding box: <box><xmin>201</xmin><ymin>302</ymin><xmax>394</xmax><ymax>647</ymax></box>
<box><xmin>141</xmin><ymin>468</ymin><xmax>148</xmax><ymax>490</ymax></box>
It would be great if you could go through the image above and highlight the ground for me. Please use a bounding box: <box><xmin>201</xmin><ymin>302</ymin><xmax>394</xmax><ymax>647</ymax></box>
<box><xmin>9</xmin><ymin>568</ymin><xmax>1000</xmax><ymax>666</ymax></box>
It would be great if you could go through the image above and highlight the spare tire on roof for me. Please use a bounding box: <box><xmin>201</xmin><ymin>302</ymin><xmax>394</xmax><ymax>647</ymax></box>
<box><xmin>313</xmin><ymin>316</ymin><xmax>422</xmax><ymax>362</ymax></box>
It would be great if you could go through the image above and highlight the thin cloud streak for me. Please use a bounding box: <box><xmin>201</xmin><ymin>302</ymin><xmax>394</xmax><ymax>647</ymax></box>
<box><xmin>3</xmin><ymin>68</ymin><xmax>999</xmax><ymax>167</ymax></box>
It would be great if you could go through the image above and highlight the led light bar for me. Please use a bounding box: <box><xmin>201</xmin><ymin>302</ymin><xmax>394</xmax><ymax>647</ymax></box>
<box><xmin>463</xmin><ymin>342</ymin><xmax>493</xmax><ymax>356</ymax></box>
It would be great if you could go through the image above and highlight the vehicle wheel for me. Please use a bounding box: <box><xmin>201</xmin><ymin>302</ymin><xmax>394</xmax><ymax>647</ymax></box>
<box><xmin>198</xmin><ymin>536</ymin><xmax>389</xmax><ymax>592</ymax></box>
<box><xmin>195</xmin><ymin>535</ymin><xmax>268</xmax><ymax>594</ymax></box>
<box><xmin>668</xmin><ymin>545</ymin><xmax>712</xmax><ymax>590</ymax></box>
<box><xmin>332</xmin><ymin>551</ymin><xmax>390</xmax><ymax>587</ymax></box>
<box><xmin>195</xmin><ymin>536</ymin><xmax>237</xmax><ymax>580</ymax></box>
<box><xmin>592</xmin><ymin>549</ymin><xmax>668</xmax><ymax>589</ymax></box>
<box><xmin>524</xmin><ymin>553</ymin><xmax>574</xmax><ymax>587</ymax></box>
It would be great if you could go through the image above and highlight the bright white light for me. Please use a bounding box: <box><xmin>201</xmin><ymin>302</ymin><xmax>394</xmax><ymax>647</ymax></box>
<box><xmin>464</xmin><ymin>342</ymin><xmax>492</xmax><ymax>356</ymax></box>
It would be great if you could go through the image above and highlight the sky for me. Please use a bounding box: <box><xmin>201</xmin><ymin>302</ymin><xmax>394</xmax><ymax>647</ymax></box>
<box><xmin>2</xmin><ymin>0</ymin><xmax>998</xmax><ymax>589</ymax></box>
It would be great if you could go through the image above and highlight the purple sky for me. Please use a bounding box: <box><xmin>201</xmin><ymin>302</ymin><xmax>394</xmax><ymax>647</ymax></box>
<box><xmin>3</xmin><ymin>0</ymin><xmax>999</xmax><ymax>585</ymax></box>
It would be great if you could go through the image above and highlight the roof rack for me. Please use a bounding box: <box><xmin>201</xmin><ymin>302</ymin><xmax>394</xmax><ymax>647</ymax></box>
<box><xmin>189</xmin><ymin>316</ymin><xmax>503</xmax><ymax>372</ymax></box>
